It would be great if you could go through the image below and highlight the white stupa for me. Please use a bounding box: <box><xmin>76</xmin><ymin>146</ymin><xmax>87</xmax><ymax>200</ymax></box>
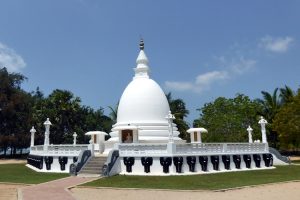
<box><xmin>108</xmin><ymin>39</ymin><xmax>182</xmax><ymax>143</ymax></box>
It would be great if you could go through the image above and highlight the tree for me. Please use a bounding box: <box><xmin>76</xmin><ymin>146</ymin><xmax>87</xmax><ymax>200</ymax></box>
<box><xmin>0</xmin><ymin>67</ymin><xmax>31</xmax><ymax>156</ymax></box>
<box><xmin>166</xmin><ymin>93</ymin><xmax>190</xmax><ymax>140</ymax></box>
<box><xmin>77</xmin><ymin>106</ymin><xmax>113</xmax><ymax>142</ymax></box>
<box><xmin>29</xmin><ymin>88</ymin><xmax>113</xmax><ymax>145</ymax></box>
<box><xmin>194</xmin><ymin>94</ymin><xmax>262</xmax><ymax>143</ymax></box>
<box><xmin>272</xmin><ymin>89</ymin><xmax>300</xmax><ymax>150</ymax></box>
<box><xmin>0</xmin><ymin>68</ymin><xmax>114</xmax><ymax>153</ymax></box>
<box><xmin>30</xmin><ymin>89</ymin><xmax>82</xmax><ymax>144</ymax></box>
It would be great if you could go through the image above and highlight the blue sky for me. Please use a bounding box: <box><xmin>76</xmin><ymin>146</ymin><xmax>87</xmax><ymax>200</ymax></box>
<box><xmin>0</xmin><ymin>0</ymin><xmax>299</xmax><ymax>124</ymax></box>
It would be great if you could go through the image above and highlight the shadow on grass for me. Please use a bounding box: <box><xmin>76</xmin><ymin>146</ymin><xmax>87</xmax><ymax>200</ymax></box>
<box><xmin>82</xmin><ymin>165</ymin><xmax>300</xmax><ymax>190</ymax></box>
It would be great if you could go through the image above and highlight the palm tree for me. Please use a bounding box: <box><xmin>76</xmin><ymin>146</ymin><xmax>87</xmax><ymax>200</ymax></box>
<box><xmin>257</xmin><ymin>88</ymin><xmax>281</xmax><ymax>123</ymax></box>
<box><xmin>108</xmin><ymin>102</ymin><xmax>119</xmax><ymax>124</ymax></box>
<box><xmin>280</xmin><ymin>85</ymin><xmax>294</xmax><ymax>104</ymax></box>
<box><xmin>166</xmin><ymin>92</ymin><xmax>189</xmax><ymax>119</ymax></box>
<box><xmin>165</xmin><ymin>92</ymin><xmax>190</xmax><ymax>140</ymax></box>
<box><xmin>257</xmin><ymin>88</ymin><xmax>282</xmax><ymax>148</ymax></box>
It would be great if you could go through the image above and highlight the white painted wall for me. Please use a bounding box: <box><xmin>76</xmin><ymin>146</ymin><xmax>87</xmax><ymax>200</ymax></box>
<box><xmin>119</xmin><ymin>154</ymin><xmax>274</xmax><ymax>176</ymax></box>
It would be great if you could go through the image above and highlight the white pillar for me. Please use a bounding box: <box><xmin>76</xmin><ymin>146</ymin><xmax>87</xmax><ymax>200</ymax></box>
<box><xmin>118</xmin><ymin>131</ymin><xmax>122</xmax><ymax>143</ymax></box>
<box><xmin>30</xmin><ymin>126</ymin><xmax>36</xmax><ymax>147</ymax></box>
<box><xmin>73</xmin><ymin>132</ymin><xmax>77</xmax><ymax>145</ymax></box>
<box><xmin>165</xmin><ymin>111</ymin><xmax>175</xmax><ymax>143</ymax></box>
<box><xmin>88</xmin><ymin>139</ymin><xmax>94</xmax><ymax>156</ymax></box>
<box><xmin>247</xmin><ymin>125</ymin><xmax>253</xmax><ymax>143</ymax></box>
<box><xmin>198</xmin><ymin>132</ymin><xmax>202</xmax><ymax>143</ymax></box>
<box><xmin>190</xmin><ymin>132</ymin><xmax>195</xmax><ymax>143</ymax></box>
<box><xmin>133</xmin><ymin>130</ymin><xmax>138</xmax><ymax>143</ymax></box>
<box><xmin>258</xmin><ymin>116</ymin><xmax>268</xmax><ymax>143</ymax></box>
<box><xmin>43</xmin><ymin>118</ymin><xmax>52</xmax><ymax>148</ymax></box>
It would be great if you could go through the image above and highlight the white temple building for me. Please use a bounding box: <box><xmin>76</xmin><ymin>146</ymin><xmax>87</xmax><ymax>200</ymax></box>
<box><xmin>27</xmin><ymin>40</ymin><xmax>289</xmax><ymax>176</ymax></box>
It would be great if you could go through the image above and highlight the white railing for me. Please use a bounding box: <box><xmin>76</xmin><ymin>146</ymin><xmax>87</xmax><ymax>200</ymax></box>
<box><xmin>119</xmin><ymin>143</ymin><xmax>168</xmax><ymax>156</ymax></box>
<box><xmin>30</xmin><ymin>144</ymin><xmax>89</xmax><ymax>156</ymax></box>
<box><xmin>175</xmin><ymin>143</ymin><xmax>223</xmax><ymax>154</ymax></box>
<box><xmin>175</xmin><ymin>143</ymin><xmax>268</xmax><ymax>155</ymax></box>
<box><xmin>118</xmin><ymin>143</ymin><xmax>268</xmax><ymax>157</ymax></box>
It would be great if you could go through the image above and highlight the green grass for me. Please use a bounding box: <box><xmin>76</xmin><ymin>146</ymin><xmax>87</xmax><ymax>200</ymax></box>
<box><xmin>292</xmin><ymin>160</ymin><xmax>300</xmax><ymax>164</ymax></box>
<box><xmin>83</xmin><ymin>165</ymin><xmax>300</xmax><ymax>190</ymax></box>
<box><xmin>0</xmin><ymin>164</ymin><xmax>68</xmax><ymax>184</ymax></box>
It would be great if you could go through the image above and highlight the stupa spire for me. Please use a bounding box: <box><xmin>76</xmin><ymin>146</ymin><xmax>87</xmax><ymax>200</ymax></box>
<box><xmin>134</xmin><ymin>39</ymin><xmax>150</xmax><ymax>79</ymax></box>
<box><xmin>139</xmin><ymin>38</ymin><xmax>144</xmax><ymax>50</ymax></box>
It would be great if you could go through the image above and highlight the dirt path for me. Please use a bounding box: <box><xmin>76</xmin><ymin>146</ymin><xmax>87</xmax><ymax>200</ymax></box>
<box><xmin>0</xmin><ymin>159</ymin><xmax>26</xmax><ymax>165</ymax></box>
<box><xmin>71</xmin><ymin>181</ymin><xmax>300</xmax><ymax>200</ymax></box>
<box><xmin>0</xmin><ymin>184</ymin><xmax>26</xmax><ymax>200</ymax></box>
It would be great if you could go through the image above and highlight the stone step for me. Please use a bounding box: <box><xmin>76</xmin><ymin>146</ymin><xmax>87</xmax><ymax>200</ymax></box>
<box><xmin>90</xmin><ymin>157</ymin><xmax>107</xmax><ymax>161</ymax></box>
<box><xmin>83</xmin><ymin>166</ymin><xmax>103</xmax><ymax>170</ymax></box>
<box><xmin>77</xmin><ymin>173</ymin><xmax>101</xmax><ymax>177</ymax></box>
<box><xmin>88</xmin><ymin>159</ymin><xmax>107</xmax><ymax>162</ymax></box>
<box><xmin>85</xmin><ymin>162</ymin><xmax>106</xmax><ymax>166</ymax></box>
<box><xmin>78</xmin><ymin>156</ymin><xmax>107</xmax><ymax>175</ymax></box>
<box><xmin>84</xmin><ymin>164</ymin><xmax>105</xmax><ymax>168</ymax></box>
<box><xmin>80</xmin><ymin>169</ymin><xmax>103</xmax><ymax>174</ymax></box>
<box><xmin>87</xmin><ymin>161</ymin><xmax>106</xmax><ymax>164</ymax></box>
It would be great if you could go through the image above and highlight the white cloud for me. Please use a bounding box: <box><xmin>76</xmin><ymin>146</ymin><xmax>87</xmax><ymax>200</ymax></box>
<box><xmin>195</xmin><ymin>70</ymin><xmax>228</xmax><ymax>87</ymax></box>
<box><xmin>165</xmin><ymin>81</ymin><xmax>193</xmax><ymax>91</ymax></box>
<box><xmin>0</xmin><ymin>42</ymin><xmax>26</xmax><ymax>72</ymax></box>
<box><xmin>165</xmin><ymin>57</ymin><xmax>256</xmax><ymax>94</ymax></box>
<box><xmin>216</xmin><ymin>56</ymin><xmax>256</xmax><ymax>75</ymax></box>
<box><xmin>259</xmin><ymin>36</ymin><xmax>294</xmax><ymax>53</ymax></box>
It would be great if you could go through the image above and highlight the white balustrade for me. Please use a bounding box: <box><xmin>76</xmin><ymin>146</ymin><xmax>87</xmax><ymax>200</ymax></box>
<box><xmin>118</xmin><ymin>143</ymin><xmax>268</xmax><ymax>157</ymax></box>
<box><xmin>119</xmin><ymin>143</ymin><xmax>168</xmax><ymax>156</ymax></box>
<box><xmin>30</xmin><ymin>144</ymin><xmax>88</xmax><ymax>156</ymax></box>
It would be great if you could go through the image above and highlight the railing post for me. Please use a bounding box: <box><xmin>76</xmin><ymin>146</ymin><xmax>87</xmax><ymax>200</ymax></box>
<box><xmin>223</xmin><ymin>143</ymin><xmax>227</xmax><ymax>153</ymax></box>
<box><xmin>167</xmin><ymin>143</ymin><xmax>176</xmax><ymax>154</ymax></box>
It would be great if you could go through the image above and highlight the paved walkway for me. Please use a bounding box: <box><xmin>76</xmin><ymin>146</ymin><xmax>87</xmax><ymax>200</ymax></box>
<box><xmin>21</xmin><ymin>177</ymin><xmax>96</xmax><ymax>200</ymax></box>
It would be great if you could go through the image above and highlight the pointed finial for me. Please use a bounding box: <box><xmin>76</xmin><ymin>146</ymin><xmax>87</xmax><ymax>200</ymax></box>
<box><xmin>139</xmin><ymin>38</ymin><xmax>144</xmax><ymax>50</ymax></box>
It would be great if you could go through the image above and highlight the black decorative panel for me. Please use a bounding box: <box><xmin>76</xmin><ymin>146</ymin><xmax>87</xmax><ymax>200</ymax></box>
<box><xmin>160</xmin><ymin>157</ymin><xmax>172</xmax><ymax>173</ymax></box>
<box><xmin>233</xmin><ymin>155</ymin><xmax>241</xmax><ymax>169</ymax></box>
<box><xmin>123</xmin><ymin>157</ymin><xmax>135</xmax><ymax>173</ymax></box>
<box><xmin>173</xmin><ymin>157</ymin><xmax>184</xmax><ymax>173</ymax></box>
<box><xmin>141</xmin><ymin>157</ymin><xmax>153</xmax><ymax>173</ymax></box>
<box><xmin>199</xmin><ymin>156</ymin><xmax>208</xmax><ymax>171</ymax></box>
<box><xmin>58</xmin><ymin>156</ymin><xmax>68</xmax><ymax>171</ymax></box>
<box><xmin>222</xmin><ymin>155</ymin><xmax>231</xmax><ymax>170</ymax></box>
<box><xmin>263</xmin><ymin>154</ymin><xmax>273</xmax><ymax>167</ymax></box>
<box><xmin>253</xmin><ymin>154</ymin><xmax>261</xmax><ymax>168</ymax></box>
<box><xmin>27</xmin><ymin>155</ymin><xmax>43</xmax><ymax>169</ymax></box>
<box><xmin>44</xmin><ymin>156</ymin><xmax>53</xmax><ymax>170</ymax></box>
<box><xmin>211</xmin><ymin>155</ymin><xmax>219</xmax><ymax>171</ymax></box>
<box><xmin>73</xmin><ymin>157</ymin><xmax>78</xmax><ymax>163</ymax></box>
<box><xmin>186</xmin><ymin>156</ymin><xmax>196</xmax><ymax>172</ymax></box>
<box><xmin>243</xmin><ymin>155</ymin><xmax>251</xmax><ymax>168</ymax></box>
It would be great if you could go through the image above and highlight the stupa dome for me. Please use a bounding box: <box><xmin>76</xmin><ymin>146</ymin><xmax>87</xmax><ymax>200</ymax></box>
<box><xmin>117</xmin><ymin>74</ymin><xmax>170</xmax><ymax>124</ymax></box>
<box><xmin>108</xmin><ymin>40</ymin><xmax>181</xmax><ymax>143</ymax></box>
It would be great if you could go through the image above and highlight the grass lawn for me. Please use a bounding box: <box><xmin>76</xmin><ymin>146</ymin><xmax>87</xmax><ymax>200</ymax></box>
<box><xmin>83</xmin><ymin>165</ymin><xmax>300</xmax><ymax>190</ymax></box>
<box><xmin>292</xmin><ymin>160</ymin><xmax>300</xmax><ymax>164</ymax></box>
<box><xmin>0</xmin><ymin>164</ymin><xmax>68</xmax><ymax>184</ymax></box>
